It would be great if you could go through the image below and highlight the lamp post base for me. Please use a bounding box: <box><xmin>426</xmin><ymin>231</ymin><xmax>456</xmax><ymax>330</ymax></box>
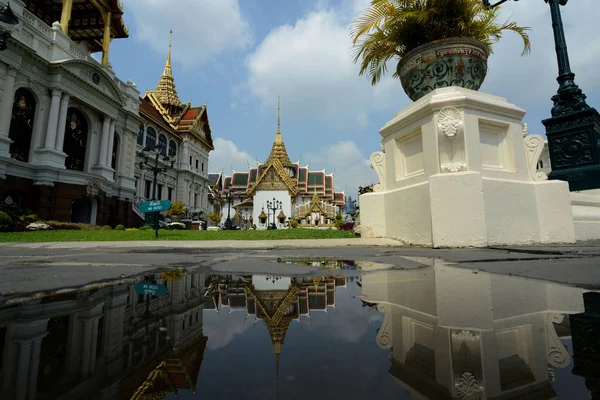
<box><xmin>544</xmin><ymin>107</ymin><xmax>600</xmax><ymax>191</ymax></box>
<box><xmin>224</xmin><ymin>217</ymin><xmax>232</xmax><ymax>230</ymax></box>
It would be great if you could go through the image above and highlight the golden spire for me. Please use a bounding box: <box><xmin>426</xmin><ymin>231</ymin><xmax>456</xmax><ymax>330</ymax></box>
<box><xmin>266</xmin><ymin>97</ymin><xmax>293</xmax><ymax>167</ymax></box>
<box><xmin>154</xmin><ymin>29</ymin><xmax>182</xmax><ymax>115</ymax></box>
<box><xmin>165</xmin><ymin>29</ymin><xmax>172</xmax><ymax>73</ymax></box>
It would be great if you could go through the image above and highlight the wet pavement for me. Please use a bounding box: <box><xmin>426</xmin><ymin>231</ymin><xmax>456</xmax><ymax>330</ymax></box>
<box><xmin>0</xmin><ymin>249</ymin><xmax>598</xmax><ymax>399</ymax></box>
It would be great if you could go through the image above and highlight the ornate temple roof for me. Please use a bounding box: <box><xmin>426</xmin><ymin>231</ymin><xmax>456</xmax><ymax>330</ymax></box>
<box><xmin>140</xmin><ymin>31</ymin><xmax>214</xmax><ymax>151</ymax></box>
<box><xmin>153</xmin><ymin>30</ymin><xmax>182</xmax><ymax>114</ymax></box>
<box><xmin>265</xmin><ymin>98</ymin><xmax>293</xmax><ymax>168</ymax></box>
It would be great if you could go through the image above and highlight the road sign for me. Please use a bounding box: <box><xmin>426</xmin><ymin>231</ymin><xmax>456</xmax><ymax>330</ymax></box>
<box><xmin>140</xmin><ymin>199</ymin><xmax>172</xmax><ymax>213</ymax></box>
<box><xmin>134</xmin><ymin>282</ymin><xmax>168</xmax><ymax>296</ymax></box>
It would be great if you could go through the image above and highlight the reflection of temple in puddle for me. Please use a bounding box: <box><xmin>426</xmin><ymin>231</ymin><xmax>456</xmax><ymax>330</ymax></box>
<box><xmin>204</xmin><ymin>275</ymin><xmax>347</xmax><ymax>360</ymax></box>
<box><xmin>360</xmin><ymin>264</ymin><xmax>590</xmax><ymax>399</ymax></box>
<box><xmin>0</xmin><ymin>270</ymin><xmax>207</xmax><ymax>400</ymax></box>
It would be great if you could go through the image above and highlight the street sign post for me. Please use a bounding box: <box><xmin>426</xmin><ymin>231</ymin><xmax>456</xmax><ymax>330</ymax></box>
<box><xmin>134</xmin><ymin>282</ymin><xmax>168</xmax><ymax>296</ymax></box>
<box><xmin>140</xmin><ymin>199</ymin><xmax>172</xmax><ymax>213</ymax></box>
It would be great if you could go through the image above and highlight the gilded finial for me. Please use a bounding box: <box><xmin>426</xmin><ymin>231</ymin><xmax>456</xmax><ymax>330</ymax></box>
<box><xmin>275</xmin><ymin>96</ymin><xmax>282</xmax><ymax>144</ymax></box>
<box><xmin>166</xmin><ymin>29</ymin><xmax>172</xmax><ymax>73</ymax></box>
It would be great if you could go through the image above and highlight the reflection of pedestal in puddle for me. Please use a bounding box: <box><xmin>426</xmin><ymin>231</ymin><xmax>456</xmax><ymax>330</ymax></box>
<box><xmin>361</xmin><ymin>265</ymin><xmax>586</xmax><ymax>399</ymax></box>
<box><xmin>360</xmin><ymin>87</ymin><xmax>576</xmax><ymax>247</ymax></box>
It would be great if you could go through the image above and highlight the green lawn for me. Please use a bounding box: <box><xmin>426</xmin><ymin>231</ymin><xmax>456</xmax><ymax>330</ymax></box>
<box><xmin>0</xmin><ymin>228</ymin><xmax>356</xmax><ymax>242</ymax></box>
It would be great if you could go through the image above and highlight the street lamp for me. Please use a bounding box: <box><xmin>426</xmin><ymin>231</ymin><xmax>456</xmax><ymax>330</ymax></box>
<box><xmin>266</xmin><ymin>198</ymin><xmax>282</xmax><ymax>230</ymax></box>
<box><xmin>0</xmin><ymin>2</ymin><xmax>19</xmax><ymax>51</ymax></box>
<box><xmin>224</xmin><ymin>190</ymin><xmax>233</xmax><ymax>230</ymax></box>
<box><xmin>484</xmin><ymin>0</ymin><xmax>600</xmax><ymax>191</ymax></box>
<box><xmin>138</xmin><ymin>144</ymin><xmax>175</xmax><ymax>238</ymax></box>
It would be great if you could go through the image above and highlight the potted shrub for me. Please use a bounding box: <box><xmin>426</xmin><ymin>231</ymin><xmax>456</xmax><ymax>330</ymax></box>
<box><xmin>207</xmin><ymin>211</ymin><xmax>221</xmax><ymax>226</ymax></box>
<box><xmin>166</xmin><ymin>201</ymin><xmax>186</xmax><ymax>221</ymax></box>
<box><xmin>351</xmin><ymin>0</ymin><xmax>531</xmax><ymax>101</ymax></box>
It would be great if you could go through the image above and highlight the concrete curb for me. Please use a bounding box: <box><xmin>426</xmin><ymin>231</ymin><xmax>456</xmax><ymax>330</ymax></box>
<box><xmin>0</xmin><ymin>238</ymin><xmax>405</xmax><ymax>249</ymax></box>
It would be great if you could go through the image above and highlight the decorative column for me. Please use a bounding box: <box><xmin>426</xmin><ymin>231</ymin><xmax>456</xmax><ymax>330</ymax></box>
<box><xmin>0</xmin><ymin>319</ymin><xmax>49</xmax><ymax>400</ymax></box>
<box><xmin>98</xmin><ymin>116</ymin><xmax>111</xmax><ymax>166</ymax></box>
<box><xmin>101</xmin><ymin>12</ymin><xmax>112</xmax><ymax>66</ymax></box>
<box><xmin>60</xmin><ymin>0</ymin><xmax>73</xmax><ymax>34</ymax></box>
<box><xmin>105</xmin><ymin>119</ymin><xmax>116</xmax><ymax>167</ymax></box>
<box><xmin>44</xmin><ymin>88</ymin><xmax>62</xmax><ymax>149</ymax></box>
<box><xmin>54</xmin><ymin>92</ymin><xmax>70</xmax><ymax>152</ymax></box>
<box><xmin>0</xmin><ymin>66</ymin><xmax>17</xmax><ymax>138</ymax></box>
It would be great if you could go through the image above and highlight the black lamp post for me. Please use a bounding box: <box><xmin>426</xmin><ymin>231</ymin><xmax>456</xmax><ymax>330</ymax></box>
<box><xmin>224</xmin><ymin>190</ymin><xmax>233</xmax><ymax>230</ymax></box>
<box><xmin>266</xmin><ymin>198</ymin><xmax>282</xmax><ymax>230</ymax></box>
<box><xmin>484</xmin><ymin>0</ymin><xmax>600</xmax><ymax>191</ymax></box>
<box><xmin>0</xmin><ymin>2</ymin><xmax>19</xmax><ymax>51</ymax></box>
<box><xmin>138</xmin><ymin>144</ymin><xmax>175</xmax><ymax>239</ymax></box>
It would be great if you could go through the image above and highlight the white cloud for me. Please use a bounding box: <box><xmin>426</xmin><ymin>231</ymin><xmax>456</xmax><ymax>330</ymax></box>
<box><xmin>304</xmin><ymin>141</ymin><xmax>377</xmax><ymax>196</ymax></box>
<box><xmin>209</xmin><ymin>137</ymin><xmax>257</xmax><ymax>174</ymax></box>
<box><xmin>239</xmin><ymin>7</ymin><xmax>408</xmax><ymax>130</ymax></box>
<box><xmin>125</xmin><ymin>0</ymin><xmax>252</xmax><ymax>67</ymax></box>
<box><xmin>239</xmin><ymin>0</ymin><xmax>599</xmax><ymax>134</ymax></box>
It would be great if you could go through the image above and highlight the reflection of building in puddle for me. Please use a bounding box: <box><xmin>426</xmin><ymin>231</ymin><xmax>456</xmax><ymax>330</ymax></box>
<box><xmin>204</xmin><ymin>275</ymin><xmax>347</xmax><ymax>360</ymax></box>
<box><xmin>0</xmin><ymin>270</ymin><xmax>207</xmax><ymax>400</ymax></box>
<box><xmin>277</xmin><ymin>258</ymin><xmax>359</xmax><ymax>269</ymax></box>
<box><xmin>360</xmin><ymin>265</ymin><xmax>590</xmax><ymax>399</ymax></box>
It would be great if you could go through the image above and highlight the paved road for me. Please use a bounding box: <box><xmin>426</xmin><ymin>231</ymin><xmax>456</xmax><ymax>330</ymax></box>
<box><xmin>0</xmin><ymin>238</ymin><xmax>599</xmax><ymax>296</ymax></box>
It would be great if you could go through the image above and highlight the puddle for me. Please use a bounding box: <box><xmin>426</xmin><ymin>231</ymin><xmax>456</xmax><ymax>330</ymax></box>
<box><xmin>276</xmin><ymin>258</ymin><xmax>394</xmax><ymax>271</ymax></box>
<box><xmin>0</xmin><ymin>265</ymin><xmax>597</xmax><ymax>399</ymax></box>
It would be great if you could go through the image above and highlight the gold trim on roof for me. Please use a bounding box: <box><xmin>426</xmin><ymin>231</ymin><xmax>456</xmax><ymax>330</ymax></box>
<box><xmin>247</xmin><ymin>158</ymin><xmax>299</xmax><ymax>196</ymax></box>
<box><xmin>265</xmin><ymin>97</ymin><xmax>293</xmax><ymax>167</ymax></box>
<box><xmin>153</xmin><ymin>30</ymin><xmax>182</xmax><ymax>114</ymax></box>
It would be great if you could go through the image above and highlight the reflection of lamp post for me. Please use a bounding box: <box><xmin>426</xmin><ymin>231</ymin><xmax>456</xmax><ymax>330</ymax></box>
<box><xmin>138</xmin><ymin>144</ymin><xmax>175</xmax><ymax>239</ymax></box>
<box><xmin>266</xmin><ymin>198</ymin><xmax>282</xmax><ymax>230</ymax></box>
<box><xmin>484</xmin><ymin>0</ymin><xmax>600</xmax><ymax>191</ymax></box>
<box><xmin>224</xmin><ymin>190</ymin><xmax>233</xmax><ymax>230</ymax></box>
<box><xmin>0</xmin><ymin>2</ymin><xmax>19</xmax><ymax>51</ymax></box>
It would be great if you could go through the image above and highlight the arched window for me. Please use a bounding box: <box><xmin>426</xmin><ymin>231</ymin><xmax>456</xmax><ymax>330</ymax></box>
<box><xmin>111</xmin><ymin>134</ymin><xmax>119</xmax><ymax>170</ymax></box>
<box><xmin>158</xmin><ymin>134</ymin><xmax>167</xmax><ymax>156</ymax></box>
<box><xmin>137</xmin><ymin>124</ymin><xmax>144</xmax><ymax>145</ymax></box>
<box><xmin>8</xmin><ymin>88</ymin><xmax>36</xmax><ymax>162</ymax></box>
<box><xmin>145</xmin><ymin>127</ymin><xmax>156</xmax><ymax>150</ymax></box>
<box><xmin>63</xmin><ymin>108</ymin><xmax>88</xmax><ymax>171</ymax></box>
<box><xmin>168</xmin><ymin>140</ymin><xmax>177</xmax><ymax>157</ymax></box>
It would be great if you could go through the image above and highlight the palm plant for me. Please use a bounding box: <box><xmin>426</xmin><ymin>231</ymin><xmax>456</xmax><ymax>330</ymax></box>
<box><xmin>351</xmin><ymin>0</ymin><xmax>531</xmax><ymax>85</ymax></box>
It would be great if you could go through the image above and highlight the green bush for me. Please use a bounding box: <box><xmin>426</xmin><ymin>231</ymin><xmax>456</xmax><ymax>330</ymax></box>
<box><xmin>102</xmin><ymin>225</ymin><xmax>112</xmax><ymax>230</ymax></box>
<box><xmin>335</xmin><ymin>213</ymin><xmax>343</xmax><ymax>221</ymax></box>
<box><xmin>114</xmin><ymin>224</ymin><xmax>125</xmax><ymax>231</ymax></box>
<box><xmin>207</xmin><ymin>211</ymin><xmax>221</xmax><ymax>225</ymax></box>
<box><xmin>139</xmin><ymin>225</ymin><xmax>152</xmax><ymax>230</ymax></box>
<box><xmin>0</xmin><ymin>211</ymin><xmax>11</xmax><ymax>228</ymax></box>
<box><xmin>289</xmin><ymin>220</ymin><xmax>299</xmax><ymax>228</ymax></box>
<box><xmin>334</xmin><ymin>219</ymin><xmax>345</xmax><ymax>228</ymax></box>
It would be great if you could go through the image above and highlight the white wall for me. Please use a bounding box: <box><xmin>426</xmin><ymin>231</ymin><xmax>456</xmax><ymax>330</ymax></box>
<box><xmin>253</xmin><ymin>190</ymin><xmax>292</xmax><ymax>229</ymax></box>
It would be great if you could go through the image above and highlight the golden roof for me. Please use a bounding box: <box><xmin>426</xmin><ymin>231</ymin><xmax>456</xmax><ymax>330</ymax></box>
<box><xmin>265</xmin><ymin>98</ymin><xmax>293</xmax><ymax>168</ymax></box>
<box><xmin>153</xmin><ymin>30</ymin><xmax>182</xmax><ymax>113</ymax></box>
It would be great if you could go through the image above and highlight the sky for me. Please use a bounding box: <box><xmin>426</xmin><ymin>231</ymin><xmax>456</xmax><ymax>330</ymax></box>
<box><xmin>107</xmin><ymin>0</ymin><xmax>600</xmax><ymax>197</ymax></box>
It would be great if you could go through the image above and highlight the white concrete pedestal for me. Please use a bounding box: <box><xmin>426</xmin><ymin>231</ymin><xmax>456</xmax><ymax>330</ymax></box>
<box><xmin>360</xmin><ymin>87</ymin><xmax>576</xmax><ymax>247</ymax></box>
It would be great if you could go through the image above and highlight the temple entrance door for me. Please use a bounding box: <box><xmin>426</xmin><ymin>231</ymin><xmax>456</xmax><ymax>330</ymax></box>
<box><xmin>71</xmin><ymin>196</ymin><xmax>92</xmax><ymax>223</ymax></box>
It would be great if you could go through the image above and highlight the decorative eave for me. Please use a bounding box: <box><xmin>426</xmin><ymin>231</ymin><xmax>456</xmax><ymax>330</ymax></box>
<box><xmin>144</xmin><ymin>91</ymin><xmax>179</xmax><ymax>127</ymax></box>
<box><xmin>177</xmin><ymin>106</ymin><xmax>214</xmax><ymax>150</ymax></box>
<box><xmin>139</xmin><ymin>98</ymin><xmax>183</xmax><ymax>140</ymax></box>
<box><xmin>247</xmin><ymin>158</ymin><xmax>299</xmax><ymax>196</ymax></box>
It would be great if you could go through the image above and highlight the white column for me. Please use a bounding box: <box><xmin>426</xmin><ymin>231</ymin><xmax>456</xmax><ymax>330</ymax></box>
<box><xmin>105</xmin><ymin>120</ymin><xmax>116</xmax><ymax>167</ymax></box>
<box><xmin>0</xmin><ymin>66</ymin><xmax>17</xmax><ymax>137</ymax></box>
<box><xmin>15</xmin><ymin>341</ymin><xmax>32</xmax><ymax>400</ymax></box>
<box><xmin>26</xmin><ymin>339</ymin><xmax>43</xmax><ymax>400</ymax></box>
<box><xmin>80</xmin><ymin>319</ymin><xmax>93</xmax><ymax>379</ymax></box>
<box><xmin>54</xmin><ymin>92</ymin><xmax>70</xmax><ymax>152</ymax></box>
<box><xmin>89</xmin><ymin>318</ymin><xmax>100</xmax><ymax>375</ymax></box>
<box><xmin>98</xmin><ymin>116</ymin><xmax>111</xmax><ymax>166</ymax></box>
<box><xmin>44</xmin><ymin>88</ymin><xmax>62</xmax><ymax>149</ymax></box>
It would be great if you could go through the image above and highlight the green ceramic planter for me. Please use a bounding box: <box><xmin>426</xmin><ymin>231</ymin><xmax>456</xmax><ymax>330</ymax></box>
<box><xmin>397</xmin><ymin>37</ymin><xmax>490</xmax><ymax>102</ymax></box>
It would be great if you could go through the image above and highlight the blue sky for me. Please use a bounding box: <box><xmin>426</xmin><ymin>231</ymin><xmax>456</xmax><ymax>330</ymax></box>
<box><xmin>106</xmin><ymin>0</ymin><xmax>600</xmax><ymax>197</ymax></box>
